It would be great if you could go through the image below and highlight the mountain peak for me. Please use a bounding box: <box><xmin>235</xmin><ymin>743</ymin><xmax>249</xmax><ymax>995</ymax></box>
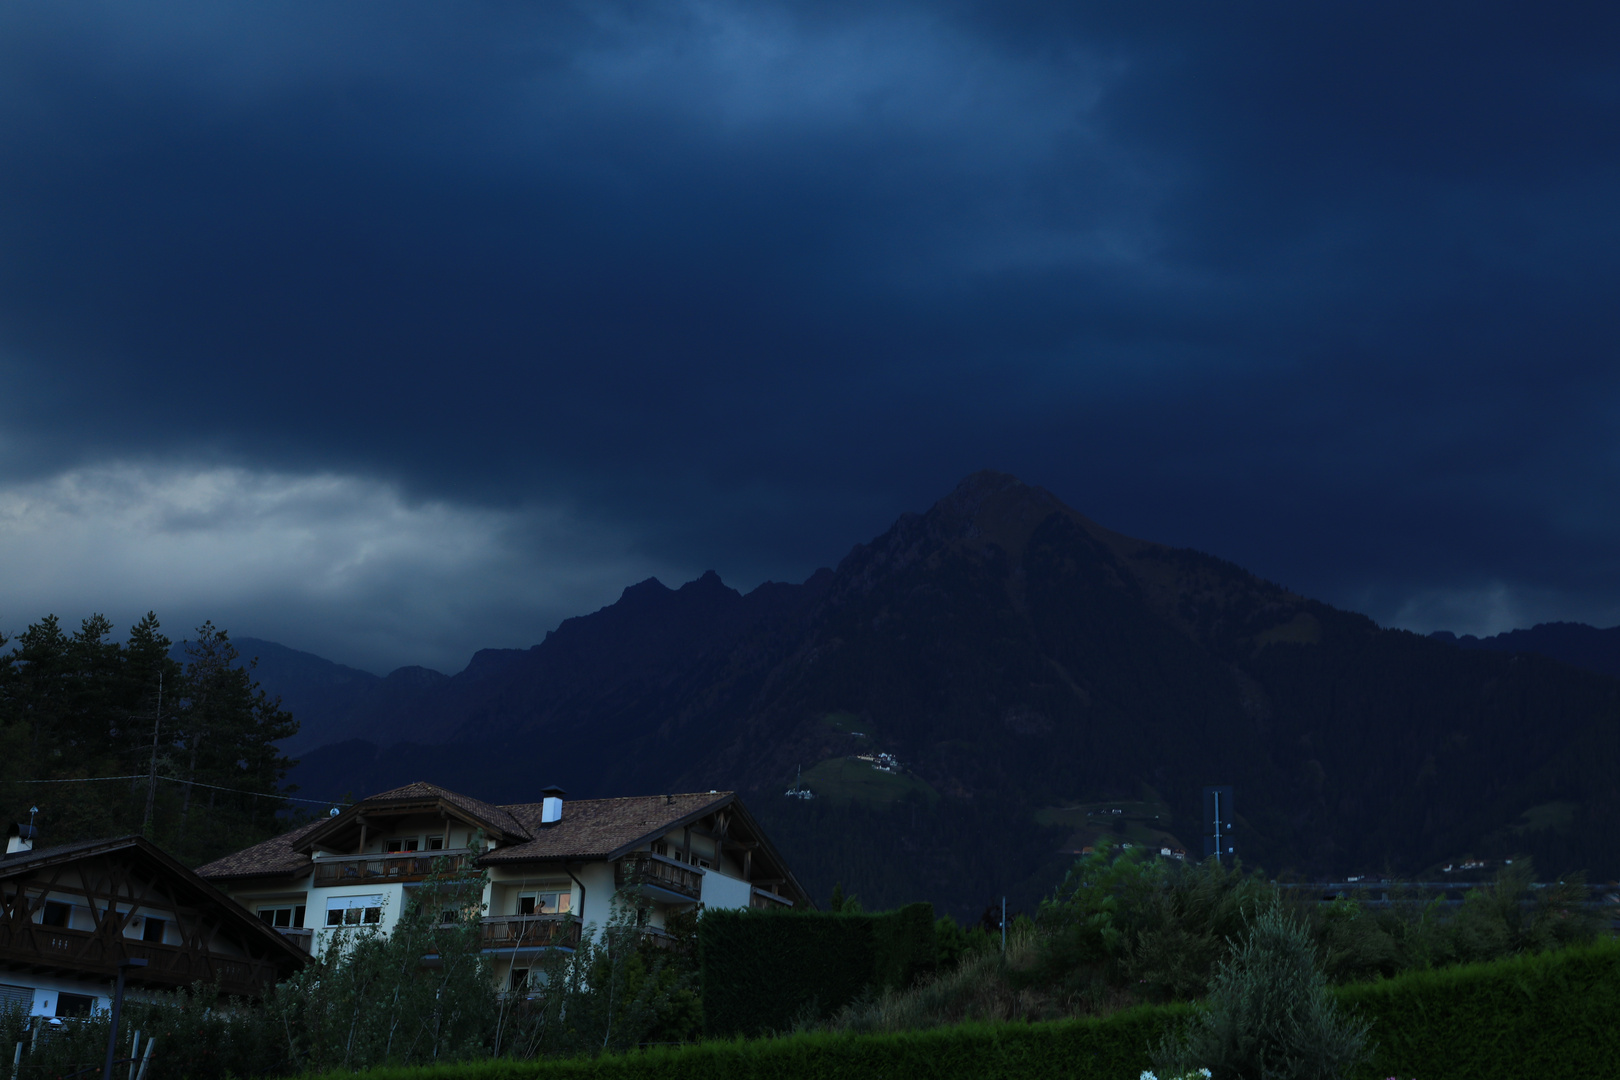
<box><xmin>927</xmin><ymin>470</ymin><xmax>1083</xmax><ymax>557</ymax></box>
<box><xmin>678</xmin><ymin>569</ymin><xmax>737</xmax><ymax>598</ymax></box>
<box><xmin>617</xmin><ymin>577</ymin><xmax>674</xmax><ymax>605</ymax></box>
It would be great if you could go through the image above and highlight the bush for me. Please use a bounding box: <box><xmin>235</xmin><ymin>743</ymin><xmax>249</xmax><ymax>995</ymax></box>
<box><xmin>699</xmin><ymin>903</ymin><xmax>937</xmax><ymax>1036</ymax></box>
<box><xmin>1034</xmin><ymin>840</ymin><xmax>1276</xmax><ymax>1008</ymax></box>
<box><xmin>303</xmin><ymin>1004</ymin><xmax>1189</xmax><ymax>1080</ymax></box>
<box><xmin>0</xmin><ymin>984</ymin><xmax>289</xmax><ymax>1080</ymax></box>
<box><xmin>1152</xmin><ymin>906</ymin><xmax>1369</xmax><ymax>1080</ymax></box>
<box><xmin>1344</xmin><ymin>937</ymin><xmax>1620</xmax><ymax>1080</ymax></box>
<box><xmin>1312</xmin><ymin>861</ymin><xmax>1604</xmax><ymax>983</ymax></box>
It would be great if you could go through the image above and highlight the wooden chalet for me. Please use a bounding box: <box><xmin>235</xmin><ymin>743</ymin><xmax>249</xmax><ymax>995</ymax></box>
<box><xmin>198</xmin><ymin>782</ymin><xmax>811</xmax><ymax>992</ymax></box>
<box><xmin>0</xmin><ymin>834</ymin><xmax>307</xmax><ymax>1017</ymax></box>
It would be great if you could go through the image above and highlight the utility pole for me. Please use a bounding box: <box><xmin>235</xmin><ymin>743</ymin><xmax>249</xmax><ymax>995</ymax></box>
<box><xmin>1203</xmin><ymin>785</ymin><xmax>1235</xmax><ymax>865</ymax></box>
<box><xmin>141</xmin><ymin>674</ymin><xmax>162</xmax><ymax>836</ymax></box>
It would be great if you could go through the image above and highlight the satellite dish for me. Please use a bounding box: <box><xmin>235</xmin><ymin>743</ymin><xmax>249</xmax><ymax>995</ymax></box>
<box><xmin>329</xmin><ymin>807</ymin><xmax>341</xmax><ymax>817</ymax></box>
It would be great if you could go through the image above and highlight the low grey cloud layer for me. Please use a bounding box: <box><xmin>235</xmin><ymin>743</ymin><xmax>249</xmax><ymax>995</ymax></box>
<box><xmin>0</xmin><ymin>463</ymin><xmax>679</xmax><ymax>672</ymax></box>
<box><xmin>2</xmin><ymin>2</ymin><xmax>1617</xmax><ymax>670</ymax></box>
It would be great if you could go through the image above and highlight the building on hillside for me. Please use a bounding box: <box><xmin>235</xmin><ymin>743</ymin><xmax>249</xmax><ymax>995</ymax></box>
<box><xmin>0</xmin><ymin>830</ymin><xmax>307</xmax><ymax>1018</ymax></box>
<box><xmin>196</xmin><ymin>782</ymin><xmax>811</xmax><ymax>991</ymax></box>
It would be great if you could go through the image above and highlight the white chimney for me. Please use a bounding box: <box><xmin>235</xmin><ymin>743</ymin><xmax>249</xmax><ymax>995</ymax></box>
<box><xmin>6</xmin><ymin>824</ymin><xmax>37</xmax><ymax>855</ymax></box>
<box><xmin>540</xmin><ymin>786</ymin><xmax>566</xmax><ymax>825</ymax></box>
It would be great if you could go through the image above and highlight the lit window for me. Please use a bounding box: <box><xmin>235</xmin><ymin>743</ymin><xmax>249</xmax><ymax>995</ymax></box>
<box><xmin>518</xmin><ymin>891</ymin><xmax>571</xmax><ymax>915</ymax></box>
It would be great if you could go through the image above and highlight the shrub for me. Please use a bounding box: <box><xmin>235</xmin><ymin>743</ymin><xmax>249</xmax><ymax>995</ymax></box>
<box><xmin>1152</xmin><ymin>906</ymin><xmax>1370</xmax><ymax>1080</ymax></box>
<box><xmin>699</xmin><ymin>903</ymin><xmax>937</xmax><ymax>1036</ymax></box>
<box><xmin>1033</xmin><ymin>840</ymin><xmax>1276</xmax><ymax>1008</ymax></box>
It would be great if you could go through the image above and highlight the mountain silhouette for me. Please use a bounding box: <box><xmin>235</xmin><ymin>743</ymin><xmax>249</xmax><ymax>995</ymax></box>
<box><xmin>274</xmin><ymin>472</ymin><xmax>1620</xmax><ymax>919</ymax></box>
<box><xmin>1432</xmin><ymin>622</ymin><xmax>1620</xmax><ymax>681</ymax></box>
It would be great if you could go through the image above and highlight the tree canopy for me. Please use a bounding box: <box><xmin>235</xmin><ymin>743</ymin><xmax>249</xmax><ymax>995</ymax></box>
<box><xmin>0</xmin><ymin>612</ymin><xmax>299</xmax><ymax>865</ymax></box>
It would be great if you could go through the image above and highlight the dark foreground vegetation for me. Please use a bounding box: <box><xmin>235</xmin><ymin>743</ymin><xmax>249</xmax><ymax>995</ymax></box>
<box><xmin>0</xmin><ymin>613</ymin><xmax>297</xmax><ymax>866</ymax></box>
<box><xmin>11</xmin><ymin>938</ymin><xmax>1617</xmax><ymax>1080</ymax></box>
<box><xmin>3</xmin><ymin>844</ymin><xmax>1611</xmax><ymax>1080</ymax></box>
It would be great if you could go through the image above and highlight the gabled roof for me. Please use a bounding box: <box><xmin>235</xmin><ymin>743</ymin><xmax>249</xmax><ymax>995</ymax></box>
<box><xmin>0</xmin><ymin>834</ymin><xmax>308</xmax><ymax>971</ymax></box>
<box><xmin>194</xmin><ymin>818</ymin><xmax>326</xmax><ymax>880</ymax></box>
<box><xmin>294</xmin><ymin>780</ymin><xmax>531</xmax><ymax>854</ymax></box>
<box><xmin>196</xmin><ymin>782</ymin><xmax>811</xmax><ymax>907</ymax></box>
<box><xmin>483</xmin><ymin>791</ymin><xmax>731</xmax><ymax>863</ymax></box>
<box><xmin>357</xmin><ymin>781</ymin><xmax>530</xmax><ymax>840</ymax></box>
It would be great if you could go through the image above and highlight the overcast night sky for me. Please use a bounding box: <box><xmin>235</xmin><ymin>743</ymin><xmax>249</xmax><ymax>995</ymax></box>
<box><xmin>1</xmin><ymin>3</ymin><xmax>1617</xmax><ymax>675</ymax></box>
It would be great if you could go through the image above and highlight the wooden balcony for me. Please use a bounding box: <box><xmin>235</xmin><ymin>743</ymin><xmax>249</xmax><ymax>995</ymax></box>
<box><xmin>277</xmin><ymin>927</ymin><xmax>314</xmax><ymax>954</ymax></box>
<box><xmin>615</xmin><ymin>852</ymin><xmax>703</xmax><ymax>902</ymax></box>
<box><xmin>480</xmin><ymin>914</ymin><xmax>582</xmax><ymax>951</ymax></box>
<box><xmin>312</xmin><ymin>851</ymin><xmax>469</xmax><ymax>886</ymax></box>
<box><xmin>0</xmin><ymin>923</ymin><xmax>279</xmax><ymax>999</ymax></box>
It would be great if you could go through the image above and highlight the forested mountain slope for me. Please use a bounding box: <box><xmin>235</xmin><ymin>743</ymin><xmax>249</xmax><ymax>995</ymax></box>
<box><xmin>1433</xmin><ymin>623</ymin><xmax>1620</xmax><ymax>680</ymax></box>
<box><xmin>285</xmin><ymin>472</ymin><xmax>1620</xmax><ymax>919</ymax></box>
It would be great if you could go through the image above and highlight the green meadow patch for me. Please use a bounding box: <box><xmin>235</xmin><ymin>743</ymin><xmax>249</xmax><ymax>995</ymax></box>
<box><xmin>800</xmin><ymin>756</ymin><xmax>939</xmax><ymax>808</ymax></box>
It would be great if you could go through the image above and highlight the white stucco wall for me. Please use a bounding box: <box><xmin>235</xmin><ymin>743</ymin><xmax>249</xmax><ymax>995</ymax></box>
<box><xmin>699</xmin><ymin>869</ymin><xmax>753</xmax><ymax>911</ymax></box>
<box><xmin>0</xmin><ymin>972</ymin><xmax>114</xmax><ymax>1018</ymax></box>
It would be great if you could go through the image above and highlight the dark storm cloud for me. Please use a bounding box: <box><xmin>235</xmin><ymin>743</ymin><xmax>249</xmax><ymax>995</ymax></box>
<box><xmin>2</xmin><ymin>1</ymin><xmax>1618</xmax><ymax>667</ymax></box>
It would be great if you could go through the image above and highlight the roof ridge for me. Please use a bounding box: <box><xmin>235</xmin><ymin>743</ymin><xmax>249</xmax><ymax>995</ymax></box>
<box><xmin>497</xmin><ymin>790</ymin><xmax>733</xmax><ymax>809</ymax></box>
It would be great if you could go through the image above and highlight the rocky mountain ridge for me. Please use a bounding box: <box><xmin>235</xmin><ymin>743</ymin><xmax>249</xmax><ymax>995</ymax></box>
<box><xmin>255</xmin><ymin>472</ymin><xmax>1620</xmax><ymax>918</ymax></box>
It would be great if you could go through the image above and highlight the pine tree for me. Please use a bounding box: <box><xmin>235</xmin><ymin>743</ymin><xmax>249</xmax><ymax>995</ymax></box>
<box><xmin>0</xmin><ymin>612</ymin><xmax>298</xmax><ymax>865</ymax></box>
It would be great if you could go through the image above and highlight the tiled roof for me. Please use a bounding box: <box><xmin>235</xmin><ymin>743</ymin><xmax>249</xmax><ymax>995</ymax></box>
<box><xmin>483</xmin><ymin>792</ymin><xmax>731</xmax><ymax>863</ymax></box>
<box><xmin>0</xmin><ymin>835</ymin><xmax>138</xmax><ymax>874</ymax></box>
<box><xmin>194</xmin><ymin>786</ymin><xmax>733</xmax><ymax>878</ymax></box>
<box><xmin>195</xmin><ymin>818</ymin><xmax>326</xmax><ymax>880</ymax></box>
<box><xmin>361</xmin><ymin>781</ymin><xmax>530</xmax><ymax>840</ymax></box>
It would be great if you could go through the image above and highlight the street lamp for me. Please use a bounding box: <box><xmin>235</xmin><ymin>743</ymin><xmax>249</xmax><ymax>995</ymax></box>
<box><xmin>102</xmin><ymin>959</ymin><xmax>147</xmax><ymax>1080</ymax></box>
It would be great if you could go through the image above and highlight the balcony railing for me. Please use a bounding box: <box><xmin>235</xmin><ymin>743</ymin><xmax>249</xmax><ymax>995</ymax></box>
<box><xmin>0</xmin><ymin>923</ymin><xmax>280</xmax><ymax>999</ymax></box>
<box><xmin>615</xmin><ymin>852</ymin><xmax>703</xmax><ymax>901</ymax></box>
<box><xmin>277</xmin><ymin>927</ymin><xmax>314</xmax><ymax>954</ymax></box>
<box><xmin>480</xmin><ymin>914</ymin><xmax>582</xmax><ymax>951</ymax></box>
<box><xmin>312</xmin><ymin>851</ymin><xmax>469</xmax><ymax>886</ymax></box>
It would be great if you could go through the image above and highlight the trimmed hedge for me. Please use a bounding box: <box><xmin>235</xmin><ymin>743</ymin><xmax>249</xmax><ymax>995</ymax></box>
<box><xmin>307</xmin><ymin>939</ymin><xmax>1620</xmax><ymax>1080</ymax></box>
<box><xmin>303</xmin><ymin>1003</ymin><xmax>1187</xmax><ymax>1080</ymax></box>
<box><xmin>699</xmin><ymin>902</ymin><xmax>936</xmax><ymax>1036</ymax></box>
<box><xmin>1345</xmin><ymin>936</ymin><xmax>1620</xmax><ymax>1080</ymax></box>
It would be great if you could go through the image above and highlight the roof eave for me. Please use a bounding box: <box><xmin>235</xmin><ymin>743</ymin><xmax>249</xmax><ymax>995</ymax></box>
<box><xmin>0</xmin><ymin>836</ymin><xmax>309</xmax><ymax>966</ymax></box>
<box><xmin>604</xmin><ymin>792</ymin><xmax>736</xmax><ymax>862</ymax></box>
<box><xmin>724</xmin><ymin>795</ymin><xmax>817</xmax><ymax>910</ymax></box>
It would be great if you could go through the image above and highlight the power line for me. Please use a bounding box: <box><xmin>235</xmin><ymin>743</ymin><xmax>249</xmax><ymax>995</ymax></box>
<box><xmin>15</xmin><ymin>774</ymin><xmax>344</xmax><ymax>807</ymax></box>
